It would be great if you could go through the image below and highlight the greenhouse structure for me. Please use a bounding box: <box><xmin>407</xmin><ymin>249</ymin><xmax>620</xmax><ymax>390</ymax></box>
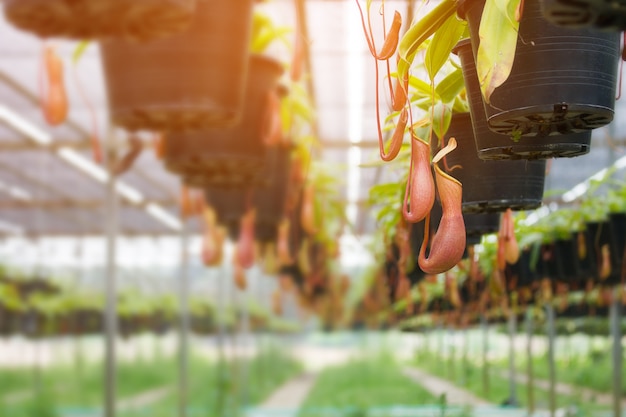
<box><xmin>0</xmin><ymin>0</ymin><xmax>626</xmax><ymax>416</ymax></box>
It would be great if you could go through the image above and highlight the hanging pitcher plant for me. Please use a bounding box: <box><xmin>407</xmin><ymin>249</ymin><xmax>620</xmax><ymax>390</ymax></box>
<box><xmin>357</xmin><ymin>0</ymin><xmax>473</xmax><ymax>274</ymax></box>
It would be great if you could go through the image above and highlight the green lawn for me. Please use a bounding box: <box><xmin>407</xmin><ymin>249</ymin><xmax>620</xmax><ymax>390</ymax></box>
<box><xmin>141</xmin><ymin>345</ymin><xmax>303</xmax><ymax>417</ymax></box>
<box><xmin>412</xmin><ymin>348</ymin><xmax>613</xmax><ymax>417</ymax></box>
<box><xmin>0</xmin><ymin>338</ymin><xmax>303</xmax><ymax>417</ymax></box>
<box><xmin>513</xmin><ymin>350</ymin><xmax>626</xmax><ymax>396</ymax></box>
<box><xmin>298</xmin><ymin>353</ymin><xmax>436</xmax><ymax>417</ymax></box>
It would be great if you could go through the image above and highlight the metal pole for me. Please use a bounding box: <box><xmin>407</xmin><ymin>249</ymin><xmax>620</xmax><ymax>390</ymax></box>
<box><xmin>462</xmin><ymin>328</ymin><xmax>469</xmax><ymax>387</ymax></box>
<box><xmin>481</xmin><ymin>314</ymin><xmax>490</xmax><ymax>398</ymax></box>
<box><xmin>447</xmin><ymin>326</ymin><xmax>454</xmax><ymax>381</ymax></box>
<box><xmin>178</xmin><ymin>220</ymin><xmax>190</xmax><ymax>417</ymax></box>
<box><xmin>526</xmin><ymin>307</ymin><xmax>535</xmax><ymax>416</ymax></box>
<box><xmin>546</xmin><ymin>303</ymin><xmax>557</xmax><ymax>417</ymax></box>
<box><xmin>508</xmin><ymin>311</ymin><xmax>518</xmax><ymax>406</ymax></box>
<box><xmin>215</xmin><ymin>265</ymin><xmax>226</xmax><ymax>417</ymax></box>
<box><xmin>236</xmin><ymin>273</ymin><xmax>250</xmax><ymax>409</ymax></box>
<box><xmin>611</xmin><ymin>292</ymin><xmax>622</xmax><ymax>417</ymax></box>
<box><xmin>104</xmin><ymin>152</ymin><xmax>119</xmax><ymax>417</ymax></box>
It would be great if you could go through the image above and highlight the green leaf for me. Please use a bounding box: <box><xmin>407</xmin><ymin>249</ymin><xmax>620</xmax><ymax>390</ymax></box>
<box><xmin>424</xmin><ymin>15</ymin><xmax>467</xmax><ymax>81</ymax></box>
<box><xmin>476</xmin><ymin>0</ymin><xmax>520</xmax><ymax>103</ymax></box>
<box><xmin>397</xmin><ymin>0</ymin><xmax>458</xmax><ymax>80</ymax></box>
<box><xmin>252</xmin><ymin>27</ymin><xmax>291</xmax><ymax>54</ymax></box>
<box><xmin>430</xmin><ymin>102</ymin><xmax>453</xmax><ymax>143</ymax></box>
<box><xmin>452</xmin><ymin>95</ymin><xmax>470</xmax><ymax>113</ymax></box>
<box><xmin>72</xmin><ymin>41</ymin><xmax>90</xmax><ymax>64</ymax></box>
<box><xmin>409</xmin><ymin>76</ymin><xmax>435</xmax><ymax>97</ymax></box>
<box><xmin>435</xmin><ymin>68</ymin><xmax>465</xmax><ymax>104</ymax></box>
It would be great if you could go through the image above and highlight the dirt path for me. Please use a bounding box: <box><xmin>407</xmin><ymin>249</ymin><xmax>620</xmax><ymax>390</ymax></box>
<box><xmin>497</xmin><ymin>370</ymin><xmax>626</xmax><ymax>408</ymax></box>
<box><xmin>246</xmin><ymin>373</ymin><xmax>318</xmax><ymax>417</ymax></box>
<box><xmin>2</xmin><ymin>390</ymin><xmax>31</xmax><ymax>404</ymax></box>
<box><xmin>404</xmin><ymin>367</ymin><xmax>492</xmax><ymax>407</ymax></box>
<box><xmin>117</xmin><ymin>385</ymin><xmax>172</xmax><ymax>410</ymax></box>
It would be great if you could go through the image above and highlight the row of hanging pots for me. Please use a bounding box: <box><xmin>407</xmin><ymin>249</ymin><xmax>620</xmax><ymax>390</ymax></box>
<box><xmin>3</xmin><ymin>277</ymin><xmax>60</xmax><ymax>298</ymax></box>
<box><xmin>204</xmin><ymin>143</ymin><xmax>295</xmax><ymax>244</ymax></box>
<box><xmin>97</xmin><ymin>0</ymin><xmax>297</xmax><ymax>249</ymax></box>
<box><xmin>163</xmin><ymin>55</ymin><xmax>286</xmax><ymax>186</ymax></box>
<box><xmin>455</xmin><ymin>0</ymin><xmax>620</xmax><ymax>160</ymax></box>
<box><xmin>0</xmin><ymin>307</ymin><xmax>103</xmax><ymax>337</ymax></box>
<box><xmin>506</xmin><ymin>212</ymin><xmax>626</xmax><ymax>288</ymax></box>
<box><xmin>0</xmin><ymin>304</ymin><xmax>249</xmax><ymax>337</ymax></box>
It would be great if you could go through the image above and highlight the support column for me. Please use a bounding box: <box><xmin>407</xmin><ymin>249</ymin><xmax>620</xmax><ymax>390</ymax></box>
<box><xmin>526</xmin><ymin>307</ymin><xmax>535</xmax><ymax>416</ymax></box>
<box><xmin>546</xmin><ymin>303</ymin><xmax>557</xmax><ymax>417</ymax></box>
<box><xmin>481</xmin><ymin>314</ymin><xmax>490</xmax><ymax>398</ymax></box>
<box><xmin>461</xmin><ymin>328</ymin><xmax>469</xmax><ymax>387</ymax></box>
<box><xmin>178</xmin><ymin>220</ymin><xmax>190</xmax><ymax>417</ymax></box>
<box><xmin>508</xmin><ymin>311</ymin><xmax>518</xmax><ymax>406</ymax></box>
<box><xmin>611</xmin><ymin>292</ymin><xmax>622</xmax><ymax>417</ymax></box>
<box><xmin>104</xmin><ymin>154</ymin><xmax>119</xmax><ymax>417</ymax></box>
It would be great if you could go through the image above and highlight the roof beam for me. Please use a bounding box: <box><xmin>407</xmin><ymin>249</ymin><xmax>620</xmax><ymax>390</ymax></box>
<box><xmin>0</xmin><ymin>159</ymin><xmax>112</xmax><ymax>234</ymax></box>
<box><xmin>0</xmin><ymin>198</ymin><xmax>176</xmax><ymax>210</ymax></box>
<box><xmin>0</xmin><ymin>139</ymin><xmax>91</xmax><ymax>152</ymax></box>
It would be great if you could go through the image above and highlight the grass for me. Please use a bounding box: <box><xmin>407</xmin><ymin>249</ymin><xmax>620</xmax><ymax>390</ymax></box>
<box><xmin>513</xmin><ymin>349</ymin><xmax>626</xmax><ymax>395</ymax></box>
<box><xmin>1</xmin><ymin>352</ymin><xmax>183</xmax><ymax>407</ymax></box>
<box><xmin>298</xmin><ymin>352</ymin><xmax>436</xmax><ymax>417</ymax></box>
<box><xmin>0</xmin><ymin>337</ymin><xmax>303</xmax><ymax>417</ymax></box>
<box><xmin>148</xmin><ymin>343</ymin><xmax>304</xmax><ymax>417</ymax></box>
<box><xmin>412</xmin><ymin>348</ymin><xmax>614</xmax><ymax>417</ymax></box>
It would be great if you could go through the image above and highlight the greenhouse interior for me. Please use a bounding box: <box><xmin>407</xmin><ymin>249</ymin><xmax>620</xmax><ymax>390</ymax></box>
<box><xmin>1</xmin><ymin>0</ymin><xmax>626</xmax><ymax>416</ymax></box>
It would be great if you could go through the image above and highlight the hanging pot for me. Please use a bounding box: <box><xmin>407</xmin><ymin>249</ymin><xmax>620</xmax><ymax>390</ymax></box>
<box><xmin>539</xmin><ymin>0</ymin><xmax>626</xmax><ymax>31</ymax></box>
<box><xmin>573</xmin><ymin>228</ymin><xmax>595</xmax><ymax>280</ymax></box>
<box><xmin>164</xmin><ymin>55</ymin><xmax>284</xmax><ymax>186</ymax></box>
<box><xmin>584</xmin><ymin>219</ymin><xmax>614</xmax><ymax>282</ymax></box>
<box><xmin>0</xmin><ymin>305</ymin><xmax>17</xmax><ymax>336</ymax></box>
<box><xmin>508</xmin><ymin>246</ymin><xmax>542</xmax><ymax>288</ymax></box>
<box><xmin>407</xmin><ymin>220</ymin><xmax>427</xmax><ymax>285</ymax></box>
<box><xmin>553</xmin><ymin>237</ymin><xmax>584</xmax><ymax>282</ymax></box>
<box><xmin>204</xmin><ymin>144</ymin><xmax>293</xmax><ymax>243</ymax></box>
<box><xmin>454</xmin><ymin>38</ymin><xmax>594</xmax><ymax>160</ymax></box>
<box><xmin>607</xmin><ymin>211</ymin><xmax>626</xmax><ymax>284</ymax></box>
<box><xmin>458</xmin><ymin>0</ymin><xmax>620</xmax><ymax>140</ymax></box>
<box><xmin>434</xmin><ymin>111</ymin><xmax>546</xmax><ymax>211</ymax></box>
<box><xmin>3</xmin><ymin>0</ymin><xmax>195</xmax><ymax>40</ymax></box>
<box><xmin>464</xmin><ymin>212</ymin><xmax>499</xmax><ymax>245</ymax></box>
<box><xmin>100</xmin><ymin>0</ymin><xmax>254</xmax><ymax>132</ymax></box>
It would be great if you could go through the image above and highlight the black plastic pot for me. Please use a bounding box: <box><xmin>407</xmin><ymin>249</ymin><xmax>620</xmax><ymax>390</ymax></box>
<box><xmin>407</xmin><ymin>220</ymin><xmax>427</xmax><ymax>285</ymax></box>
<box><xmin>19</xmin><ymin>309</ymin><xmax>44</xmax><ymax>338</ymax></box>
<box><xmin>458</xmin><ymin>0</ymin><xmax>620</xmax><ymax>140</ymax></box>
<box><xmin>204</xmin><ymin>144</ymin><xmax>292</xmax><ymax>243</ymax></box>
<box><xmin>454</xmin><ymin>38</ymin><xmax>594</xmax><ymax>160</ymax></box>
<box><xmin>554</xmin><ymin>237</ymin><xmax>583</xmax><ymax>282</ymax></box>
<box><xmin>100</xmin><ymin>0</ymin><xmax>254</xmax><ymax>131</ymax></box>
<box><xmin>464</xmin><ymin>212</ymin><xmax>500</xmax><ymax>245</ymax></box>
<box><xmin>74</xmin><ymin>309</ymin><xmax>103</xmax><ymax>335</ymax></box>
<box><xmin>0</xmin><ymin>306</ymin><xmax>17</xmax><ymax>336</ymax></box>
<box><xmin>539</xmin><ymin>0</ymin><xmax>626</xmax><ymax>31</ymax></box>
<box><xmin>3</xmin><ymin>0</ymin><xmax>195</xmax><ymax>40</ymax></box>
<box><xmin>508</xmin><ymin>246</ymin><xmax>542</xmax><ymax>288</ymax></box>
<box><xmin>609</xmin><ymin>211</ymin><xmax>626</xmax><ymax>266</ymax></box>
<box><xmin>165</xmin><ymin>55</ymin><xmax>284</xmax><ymax>188</ymax></box>
<box><xmin>584</xmin><ymin>220</ymin><xmax>613</xmax><ymax>281</ymax></box>
<box><xmin>436</xmin><ymin>111</ymin><xmax>546</xmax><ymax>210</ymax></box>
<box><xmin>574</xmin><ymin>229</ymin><xmax>595</xmax><ymax>279</ymax></box>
